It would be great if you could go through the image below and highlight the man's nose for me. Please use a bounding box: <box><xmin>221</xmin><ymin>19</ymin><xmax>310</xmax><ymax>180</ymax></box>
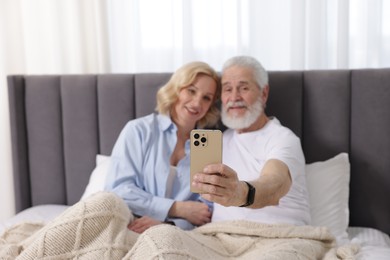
<box><xmin>231</xmin><ymin>88</ymin><xmax>242</xmax><ymax>101</ymax></box>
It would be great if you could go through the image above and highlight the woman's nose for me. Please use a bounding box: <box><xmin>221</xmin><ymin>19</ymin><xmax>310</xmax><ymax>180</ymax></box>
<box><xmin>192</xmin><ymin>95</ymin><xmax>202</xmax><ymax>107</ymax></box>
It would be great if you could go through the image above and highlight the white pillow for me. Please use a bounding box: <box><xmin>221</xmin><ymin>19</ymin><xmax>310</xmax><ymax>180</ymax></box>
<box><xmin>80</xmin><ymin>154</ymin><xmax>111</xmax><ymax>200</ymax></box>
<box><xmin>306</xmin><ymin>153</ymin><xmax>350</xmax><ymax>245</ymax></box>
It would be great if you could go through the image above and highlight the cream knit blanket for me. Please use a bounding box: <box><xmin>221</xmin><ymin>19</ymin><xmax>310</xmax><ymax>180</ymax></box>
<box><xmin>127</xmin><ymin>221</ymin><xmax>359</xmax><ymax>259</ymax></box>
<box><xmin>0</xmin><ymin>192</ymin><xmax>359</xmax><ymax>259</ymax></box>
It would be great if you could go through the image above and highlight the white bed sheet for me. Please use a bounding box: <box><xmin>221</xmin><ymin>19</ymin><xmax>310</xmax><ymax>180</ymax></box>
<box><xmin>1</xmin><ymin>205</ymin><xmax>390</xmax><ymax>259</ymax></box>
<box><xmin>0</xmin><ymin>204</ymin><xmax>70</xmax><ymax>235</ymax></box>
<box><xmin>348</xmin><ymin>226</ymin><xmax>390</xmax><ymax>259</ymax></box>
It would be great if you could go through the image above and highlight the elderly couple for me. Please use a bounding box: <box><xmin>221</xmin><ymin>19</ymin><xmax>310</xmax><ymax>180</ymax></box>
<box><xmin>105</xmin><ymin>55</ymin><xmax>310</xmax><ymax>234</ymax></box>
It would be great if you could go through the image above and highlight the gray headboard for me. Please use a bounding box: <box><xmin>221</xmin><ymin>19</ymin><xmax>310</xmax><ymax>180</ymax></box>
<box><xmin>7</xmin><ymin>69</ymin><xmax>390</xmax><ymax>235</ymax></box>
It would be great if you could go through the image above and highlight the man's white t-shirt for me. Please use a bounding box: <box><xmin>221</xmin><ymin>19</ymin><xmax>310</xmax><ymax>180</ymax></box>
<box><xmin>212</xmin><ymin>117</ymin><xmax>311</xmax><ymax>226</ymax></box>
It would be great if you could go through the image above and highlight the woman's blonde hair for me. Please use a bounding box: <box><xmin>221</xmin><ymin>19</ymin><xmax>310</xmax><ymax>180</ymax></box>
<box><xmin>156</xmin><ymin>61</ymin><xmax>221</xmax><ymax>128</ymax></box>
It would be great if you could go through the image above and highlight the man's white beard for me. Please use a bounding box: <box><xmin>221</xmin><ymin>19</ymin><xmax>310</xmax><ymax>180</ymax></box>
<box><xmin>221</xmin><ymin>98</ymin><xmax>264</xmax><ymax>130</ymax></box>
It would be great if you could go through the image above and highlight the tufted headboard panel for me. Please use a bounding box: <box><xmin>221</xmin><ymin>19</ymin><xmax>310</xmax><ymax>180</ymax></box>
<box><xmin>7</xmin><ymin>69</ymin><xmax>390</xmax><ymax>235</ymax></box>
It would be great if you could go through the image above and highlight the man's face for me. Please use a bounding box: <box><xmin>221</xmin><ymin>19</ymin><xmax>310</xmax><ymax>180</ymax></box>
<box><xmin>221</xmin><ymin>66</ymin><xmax>265</xmax><ymax>130</ymax></box>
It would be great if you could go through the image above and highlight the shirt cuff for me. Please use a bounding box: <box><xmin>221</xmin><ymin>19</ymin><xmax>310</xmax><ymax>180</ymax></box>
<box><xmin>168</xmin><ymin>218</ymin><xmax>195</xmax><ymax>230</ymax></box>
<box><xmin>150</xmin><ymin>196</ymin><xmax>175</xmax><ymax>221</ymax></box>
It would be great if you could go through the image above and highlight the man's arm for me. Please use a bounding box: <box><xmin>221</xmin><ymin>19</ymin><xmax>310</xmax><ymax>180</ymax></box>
<box><xmin>245</xmin><ymin>159</ymin><xmax>291</xmax><ymax>208</ymax></box>
<box><xmin>191</xmin><ymin>159</ymin><xmax>292</xmax><ymax>208</ymax></box>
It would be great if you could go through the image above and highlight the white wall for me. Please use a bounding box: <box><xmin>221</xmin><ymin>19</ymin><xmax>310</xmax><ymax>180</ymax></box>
<box><xmin>0</xmin><ymin>1</ymin><xmax>22</xmax><ymax>221</ymax></box>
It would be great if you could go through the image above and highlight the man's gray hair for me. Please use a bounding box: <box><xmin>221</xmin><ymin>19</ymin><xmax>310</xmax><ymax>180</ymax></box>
<box><xmin>222</xmin><ymin>56</ymin><xmax>269</xmax><ymax>89</ymax></box>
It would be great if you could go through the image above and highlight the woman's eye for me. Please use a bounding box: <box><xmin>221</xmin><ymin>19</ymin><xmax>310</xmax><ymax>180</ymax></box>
<box><xmin>203</xmin><ymin>96</ymin><xmax>212</xmax><ymax>102</ymax></box>
<box><xmin>187</xmin><ymin>88</ymin><xmax>196</xmax><ymax>95</ymax></box>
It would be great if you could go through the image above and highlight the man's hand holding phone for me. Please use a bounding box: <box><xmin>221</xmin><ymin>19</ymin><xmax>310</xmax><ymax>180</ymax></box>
<box><xmin>191</xmin><ymin>163</ymin><xmax>248</xmax><ymax>207</ymax></box>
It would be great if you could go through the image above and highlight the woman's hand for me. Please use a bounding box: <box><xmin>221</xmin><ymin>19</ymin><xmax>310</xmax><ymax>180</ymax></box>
<box><xmin>128</xmin><ymin>216</ymin><xmax>162</xmax><ymax>233</ymax></box>
<box><xmin>169</xmin><ymin>201</ymin><xmax>211</xmax><ymax>226</ymax></box>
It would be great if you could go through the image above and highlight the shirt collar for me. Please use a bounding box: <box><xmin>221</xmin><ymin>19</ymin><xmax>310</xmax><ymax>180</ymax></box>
<box><xmin>157</xmin><ymin>113</ymin><xmax>177</xmax><ymax>132</ymax></box>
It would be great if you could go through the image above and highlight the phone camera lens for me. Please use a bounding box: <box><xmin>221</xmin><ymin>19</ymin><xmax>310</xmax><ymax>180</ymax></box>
<box><xmin>194</xmin><ymin>140</ymin><xmax>200</xmax><ymax>146</ymax></box>
<box><xmin>194</xmin><ymin>133</ymin><xmax>200</xmax><ymax>139</ymax></box>
<box><xmin>201</xmin><ymin>137</ymin><xmax>207</xmax><ymax>143</ymax></box>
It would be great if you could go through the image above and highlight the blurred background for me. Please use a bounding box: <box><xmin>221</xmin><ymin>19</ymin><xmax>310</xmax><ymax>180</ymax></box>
<box><xmin>1</xmin><ymin>0</ymin><xmax>390</xmax><ymax>221</ymax></box>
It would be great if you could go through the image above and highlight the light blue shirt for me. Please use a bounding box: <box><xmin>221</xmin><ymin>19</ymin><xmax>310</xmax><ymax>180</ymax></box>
<box><xmin>104</xmin><ymin>113</ymin><xmax>200</xmax><ymax>230</ymax></box>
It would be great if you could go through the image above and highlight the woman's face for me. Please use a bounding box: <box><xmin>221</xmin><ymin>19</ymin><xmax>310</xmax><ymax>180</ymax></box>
<box><xmin>172</xmin><ymin>74</ymin><xmax>217</xmax><ymax>129</ymax></box>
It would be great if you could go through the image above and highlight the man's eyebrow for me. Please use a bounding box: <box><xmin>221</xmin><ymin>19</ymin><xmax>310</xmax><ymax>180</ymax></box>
<box><xmin>222</xmin><ymin>81</ymin><xmax>250</xmax><ymax>86</ymax></box>
<box><xmin>237</xmin><ymin>81</ymin><xmax>250</xmax><ymax>85</ymax></box>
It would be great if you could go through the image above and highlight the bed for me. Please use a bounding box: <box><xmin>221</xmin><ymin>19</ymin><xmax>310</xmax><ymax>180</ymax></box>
<box><xmin>2</xmin><ymin>70</ymin><xmax>390</xmax><ymax>258</ymax></box>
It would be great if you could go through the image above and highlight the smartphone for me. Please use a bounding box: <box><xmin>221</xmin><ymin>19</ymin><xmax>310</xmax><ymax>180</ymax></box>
<box><xmin>190</xmin><ymin>129</ymin><xmax>222</xmax><ymax>193</ymax></box>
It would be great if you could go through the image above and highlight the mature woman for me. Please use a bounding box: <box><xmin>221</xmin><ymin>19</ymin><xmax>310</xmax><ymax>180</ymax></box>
<box><xmin>105</xmin><ymin>61</ymin><xmax>220</xmax><ymax>233</ymax></box>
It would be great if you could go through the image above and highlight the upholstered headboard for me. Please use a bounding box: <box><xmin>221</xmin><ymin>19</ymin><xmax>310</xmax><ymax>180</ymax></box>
<box><xmin>7</xmin><ymin>69</ymin><xmax>390</xmax><ymax>235</ymax></box>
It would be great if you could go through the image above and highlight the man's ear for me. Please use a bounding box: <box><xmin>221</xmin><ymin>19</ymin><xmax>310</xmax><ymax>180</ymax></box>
<box><xmin>261</xmin><ymin>84</ymin><xmax>270</xmax><ymax>104</ymax></box>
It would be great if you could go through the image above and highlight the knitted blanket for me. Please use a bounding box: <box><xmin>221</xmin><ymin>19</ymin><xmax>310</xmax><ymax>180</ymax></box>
<box><xmin>0</xmin><ymin>192</ymin><xmax>359</xmax><ymax>259</ymax></box>
<box><xmin>127</xmin><ymin>221</ymin><xmax>359</xmax><ymax>260</ymax></box>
